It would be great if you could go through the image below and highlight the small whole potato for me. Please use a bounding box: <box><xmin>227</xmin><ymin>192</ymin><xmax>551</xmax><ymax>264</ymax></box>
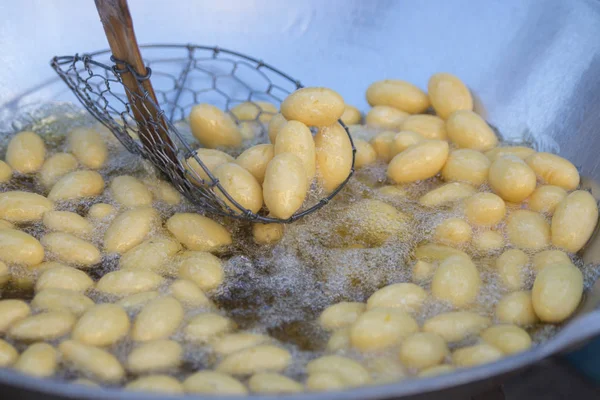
<box><xmin>419</xmin><ymin>182</ymin><xmax>476</xmax><ymax>207</ymax></box>
<box><xmin>433</xmin><ymin>218</ymin><xmax>473</xmax><ymax>246</ymax></box>
<box><xmin>306</xmin><ymin>355</ymin><xmax>371</xmax><ymax>388</ymax></box>
<box><xmin>398</xmin><ymin>332</ymin><xmax>448</xmax><ymax>370</ymax></box>
<box><xmin>506</xmin><ymin>210</ymin><xmax>550</xmax><ymax>250</ymax></box>
<box><xmin>104</xmin><ymin>208</ymin><xmax>158</xmax><ymax>254</ymax></box>
<box><xmin>532</xmin><ymin>250</ymin><xmax>571</xmax><ymax>273</ymax></box>
<box><xmin>213</xmin><ymin>163</ymin><xmax>263</xmax><ymax>214</ymax></box>
<box><xmin>10</xmin><ymin>311</ymin><xmax>76</xmax><ymax>341</ymax></box>
<box><xmin>341</xmin><ymin>105</ymin><xmax>362</xmax><ymax>125</ymax></box>
<box><xmin>0</xmin><ymin>339</ymin><xmax>18</xmax><ymax>367</ymax></box>
<box><xmin>43</xmin><ymin>211</ymin><xmax>93</xmax><ymax>238</ymax></box>
<box><xmin>495</xmin><ymin>291</ymin><xmax>538</xmax><ymax>326</ymax></box>
<box><xmin>169</xmin><ymin>280</ymin><xmax>211</xmax><ymax>307</ymax></box>
<box><xmin>319</xmin><ymin>302</ymin><xmax>366</xmax><ymax>331</ymax></box>
<box><xmin>281</xmin><ymin>87</ymin><xmax>345</xmax><ymax>127</ymax></box>
<box><xmin>366</xmin><ymin>80</ymin><xmax>430</xmax><ymax>114</ymax></box>
<box><xmin>431</xmin><ymin>255</ymin><xmax>481</xmax><ymax>308</ymax></box>
<box><xmin>166</xmin><ymin>213</ymin><xmax>231</xmax><ymax>252</ymax></box>
<box><xmin>31</xmin><ymin>289</ymin><xmax>94</xmax><ymax>316</ymax></box>
<box><xmin>452</xmin><ymin>344</ymin><xmax>503</xmax><ymax>367</ymax></box>
<box><xmin>0</xmin><ymin>229</ymin><xmax>45</xmax><ymax>266</ymax></box>
<box><xmin>72</xmin><ymin>304</ymin><xmax>130</xmax><ymax>346</ymax></box>
<box><xmin>551</xmin><ymin>190</ymin><xmax>599</xmax><ymax>252</ymax></box>
<box><xmin>96</xmin><ymin>270</ymin><xmax>164</xmax><ymax>296</ymax></box>
<box><xmin>366</xmin><ymin>283</ymin><xmax>427</xmax><ymax>313</ymax></box>
<box><xmin>427</xmin><ymin>73</ymin><xmax>473</xmax><ymax>119</ymax></box>
<box><xmin>59</xmin><ymin>340</ymin><xmax>124</xmax><ymax>383</ymax></box>
<box><xmin>495</xmin><ymin>249</ymin><xmax>528</xmax><ymax>291</ymax></box>
<box><xmin>41</xmin><ymin>233</ymin><xmax>101</xmax><ymax>267</ymax></box>
<box><xmin>87</xmin><ymin>203</ymin><xmax>115</xmax><ymax>220</ymax></box>
<box><xmin>365</xmin><ymin>106</ymin><xmax>409</xmax><ymax>130</ymax></box>
<box><xmin>0</xmin><ymin>191</ymin><xmax>53</xmax><ymax>222</ymax></box>
<box><xmin>315</xmin><ymin>123</ymin><xmax>353</xmax><ymax>193</ymax></box>
<box><xmin>525</xmin><ymin>152</ymin><xmax>580</xmax><ymax>191</ymax></box>
<box><xmin>127</xmin><ymin>339</ymin><xmax>182</xmax><ymax>374</ymax></box>
<box><xmin>464</xmin><ymin>193</ymin><xmax>506</xmax><ymax>226</ymax></box>
<box><xmin>268</xmin><ymin>113</ymin><xmax>287</xmax><ymax>144</ymax></box>
<box><xmin>38</xmin><ymin>153</ymin><xmax>78</xmax><ymax>188</ymax></box>
<box><xmin>132</xmin><ymin>296</ymin><xmax>184</xmax><ymax>341</ymax></box>
<box><xmin>35</xmin><ymin>265</ymin><xmax>94</xmax><ymax>293</ymax></box>
<box><xmin>489</xmin><ymin>155</ymin><xmax>537</xmax><ymax>203</ymax></box>
<box><xmin>387</xmin><ymin>140</ymin><xmax>449</xmax><ymax>183</ymax></box>
<box><xmin>481</xmin><ymin>325</ymin><xmax>532</xmax><ymax>355</ymax></box>
<box><xmin>189</xmin><ymin>104</ymin><xmax>242</xmax><ymax>148</ymax></box>
<box><xmin>370</xmin><ymin>131</ymin><xmax>398</xmax><ymax>163</ymax></box>
<box><xmin>68</xmin><ymin>127</ymin><xmax>107</xmax><ymax>169</ymax></box>
<box><xmin>0</xmin><ymin>300</ymin><xmax>30</xmax><ymax>333</ymax></box>
<box><xmin>527</xmin><ymin>185</ymin><xmax>567</xmax><ymax>215</ymax></box>
<box><xmin>235</xmin><ymin>144</ymin><xmax>274</xmax><ymax>184</ymax></box>
<box><xmin>263</xmin><ymin>153</ymin><xmax>308</xmax><ymax>219</ymax></box>
<box><xmin>48</xmin><ymin>171</ymin><xmax>105</xmax><ymax>201</ymax></box>
<box><xmin>423</xmin><ymin>311</ymin><xmax>490</xmax><ymax>342</ymax></box>
<box><xmin>446</xmin><ymin>110</ymin><xmax>498</xmax><ymax>151</ymax></box>
<box><xmin>14</xmin><ymin>342</ymin><xmax>58</xmax><ymax>378</ymax></box>
<box><xmin>6</xmin><ymin>131</ymin><xmax>46</xmax><ymax>173</ymax></box>
<box><xmin>532</xmin><ymin>263</ymin><xmax>583</xmax><ymax>323</ymax></box>
<box><xmin>442</xmin><ymin>149</ymin><xmax>491</xmax><ymax>186</ymax></box>
<box><xmin>400</xmin><ymin>115</ymin><xmax>447</xmax><ymax>140</ymax></box>
<box><xmin>274</xmin><ymin>120</ymin><xmax>316</xmax><ymax>181</ymax></box>
<box><xmin>216</xmin><ymin>345</ymin><xmax>291</xmax><ymax>375</ymax></box>
<box><xmin>350</xmin><ymin>308</ymin><xmax>418</xmax><ymax>351</ymax></box>
<box><xmin>110</xmin><ymin>175</ymin><xmax>153</xmax><ymax>207</ymax></box>
<box><xmin>177</xmin><ymin>251</ymin><xmax>224</xmax><ymax>291</ymax></box>
<box><xmin>353</xmin><ymin>139</ymin><xmax>377</xmax><ymax>169</ymax></box>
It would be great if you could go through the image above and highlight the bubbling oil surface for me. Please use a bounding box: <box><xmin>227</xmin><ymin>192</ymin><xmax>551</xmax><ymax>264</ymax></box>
<box><xmin>1</xmin><ymin>104</ymin><xmax>599</xmax><ymax>388</ymax></box>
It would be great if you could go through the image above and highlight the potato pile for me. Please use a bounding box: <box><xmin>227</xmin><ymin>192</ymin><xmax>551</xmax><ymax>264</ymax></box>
<box><xmin>0</xmin><ymin>71</ymin><xmax>597</xmax><ymax>396</ymax></box>
<box><xmin>186</xmin><ymin>88</ymin><xmax>352</xmax><ymax>220</ymax></box>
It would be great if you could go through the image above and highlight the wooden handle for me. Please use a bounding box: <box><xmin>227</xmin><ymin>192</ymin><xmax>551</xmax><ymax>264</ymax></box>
<box><xmin>94</xmin><ymin>0</ymin><xmax>177</xmax><ymax>164</ymax></box>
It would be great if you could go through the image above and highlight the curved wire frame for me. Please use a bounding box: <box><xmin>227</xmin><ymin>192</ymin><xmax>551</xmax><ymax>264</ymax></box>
<box><xmin>50</xmin><ymin>44</ymin><xmax>356</xmax><ymax>223</ymax></box>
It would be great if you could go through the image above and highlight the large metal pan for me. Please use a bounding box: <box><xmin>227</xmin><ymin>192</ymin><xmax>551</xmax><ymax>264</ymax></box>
<box><xmin>1</xmin><ymin>0</ymin><xmax>600</xmax><ymax>398</ymax></box>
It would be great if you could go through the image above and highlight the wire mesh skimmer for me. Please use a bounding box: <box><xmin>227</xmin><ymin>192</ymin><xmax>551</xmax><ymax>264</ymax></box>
<box><xmin>49</xmin><ymin>0</ymin><xmax>355</xmax><ymax>223</ymax></box>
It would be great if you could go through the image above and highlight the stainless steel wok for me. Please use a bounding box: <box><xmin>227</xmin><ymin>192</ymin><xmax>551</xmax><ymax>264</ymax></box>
<box><xmin>1</xmin><ymin>0</ymin><xmax>600</xmax><ymax>398</ymax></box>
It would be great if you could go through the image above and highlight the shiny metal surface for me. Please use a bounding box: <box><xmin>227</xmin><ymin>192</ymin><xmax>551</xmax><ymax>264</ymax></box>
<box><xmin>1</xmin><ymin>0</ymin><xmax>600</xmax><ymax>398</ymax></box>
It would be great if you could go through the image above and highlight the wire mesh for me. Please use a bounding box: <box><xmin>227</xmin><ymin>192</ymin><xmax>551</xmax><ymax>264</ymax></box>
<box><xmin>50</xmin><ymin>44</ymin><xmax>355</xmax><ymax>223</ymax></box>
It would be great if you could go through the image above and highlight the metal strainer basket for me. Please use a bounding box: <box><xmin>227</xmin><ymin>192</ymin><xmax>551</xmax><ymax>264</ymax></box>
<box><xmin>50</xmin><ymin>43</ymin><xmax>356</xmax><ymax>223</ymax></box>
